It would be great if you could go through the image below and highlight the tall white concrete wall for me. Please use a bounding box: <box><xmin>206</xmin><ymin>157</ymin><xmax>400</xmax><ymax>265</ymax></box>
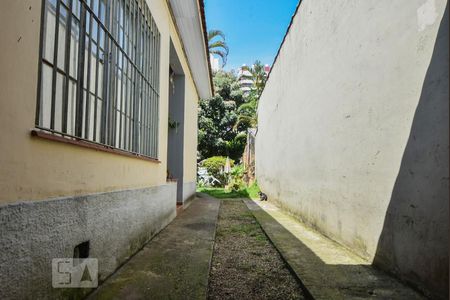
<box><xmin>256</xmin><ymin>0</ymin><xmax>448</xmax><ymax>298</ymax></box>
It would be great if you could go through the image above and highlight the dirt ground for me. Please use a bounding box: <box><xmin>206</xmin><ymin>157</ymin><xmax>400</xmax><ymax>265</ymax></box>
<box><xmin>207</xmin><ymin>199</ymin><xmax>305</xmax><ymax>300</ymax></box>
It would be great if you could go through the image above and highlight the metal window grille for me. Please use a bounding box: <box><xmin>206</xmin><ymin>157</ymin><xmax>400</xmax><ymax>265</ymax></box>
<box><xmin>36</xmin><ymin>0</ymin><xmax>160</xmax><ymax>159</ymax></box>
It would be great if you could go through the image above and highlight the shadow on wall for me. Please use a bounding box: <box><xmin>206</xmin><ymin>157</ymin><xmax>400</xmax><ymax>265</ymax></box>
<box><xmin>373</xmin><ymin>5</ymin><xmax>449</xmax><ymax>300</ymax></box>
<box><xmin>248</xmin><ymin>201</ymin><xmax>426</xmax><ymax>299</ymax></box>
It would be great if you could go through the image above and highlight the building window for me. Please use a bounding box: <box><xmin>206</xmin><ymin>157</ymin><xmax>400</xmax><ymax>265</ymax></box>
<box><xmin>36</xmin><ymin>0</ymin><xmax>161</xmax><ymax>159</ymax></box>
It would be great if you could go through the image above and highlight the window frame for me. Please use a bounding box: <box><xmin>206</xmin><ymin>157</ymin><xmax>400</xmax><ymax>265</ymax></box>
<box><xmin>35</xmin><ymin>0</ymin><xmax>161</xmax><ymax>160</ymax></box>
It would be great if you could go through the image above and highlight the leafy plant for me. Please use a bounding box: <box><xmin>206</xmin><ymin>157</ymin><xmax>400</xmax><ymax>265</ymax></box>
<box><xmin>168</xmin><ymin>116</ymin><xmax>180</xmax><ymax>132</ymax></box>
<box><xmin>199</xmin><ymin>156</ymin><xmax>234</xmax><ymax>186</ymax></box>
<box><xmin>228</xmin><ymin>164</ymin><xmax>245</xmax><ymax>192</ymax></box>
<box><xmin>245</xmin><ymin>182</ymin><xmax>261</xmax><ymax>199</ymax></box>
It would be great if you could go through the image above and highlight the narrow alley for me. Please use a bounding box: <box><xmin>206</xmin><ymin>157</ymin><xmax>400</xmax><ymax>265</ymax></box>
<box><xmin>86</xmin><ymin>195</ymin><xmax>425</xmax><ymax>299</ymax></box>
<box><xmin>0</xmin><ymin>0</ymin><xmax>447</xmax><ymax>299</ymax></box>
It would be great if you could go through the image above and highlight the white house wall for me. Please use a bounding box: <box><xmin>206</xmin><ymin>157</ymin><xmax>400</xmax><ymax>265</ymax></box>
<box><xmin>256</xmin><ymin>0</ymin><xmax>448</xmax><ymax>298</ymax></box>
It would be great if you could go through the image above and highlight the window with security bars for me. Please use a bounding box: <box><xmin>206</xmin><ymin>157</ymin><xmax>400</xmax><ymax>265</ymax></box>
<box><xmin>36</xmin><ymin>0</ymin><xmax>160</xmax><ymax>159</ymax></box>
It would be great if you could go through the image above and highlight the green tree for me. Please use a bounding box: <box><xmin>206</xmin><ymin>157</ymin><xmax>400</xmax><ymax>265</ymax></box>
<box><xmin>234</xmin><ymin>95</ymin><xmax>258</xmax><ymax>130</ymax></box>
<box><xmin>208</xmin><ymin>30</ymin><xmax>229</xmax><ymax>67</ymax></box>
<box><xmin>234</xmin><ymin>60</ymin><xmax>268</xmax><ymax>130</ymax></box>
<box><xmin>213</xmin><ymin>70</ymin><xmax>244</xmax><ymax>106</ymax></box>
<box><xmin>198</xmin><ymin>71</ymin><xmax>248</xmax><ymax>161</ymax></box>
<box><xmin>198</xmin><ymin>59</ymin><xmax>268</xmax><ymax>162</ymax></box>
<box><xmin>249</xmin><ymin>60</ymin><xmax>268</xmax><ymax>96</ymax></box>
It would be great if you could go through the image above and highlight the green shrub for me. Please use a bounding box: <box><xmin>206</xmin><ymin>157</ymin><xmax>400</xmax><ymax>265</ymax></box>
<box><xmin>228</xmin><ymin>165</ymin><xmax>245</xmax><ymax>191</ymax></box>
<box><xmin>226</xmin><ymin>132</ymin><xmax>247</xmax><ymax>161</ymax></box>
<box><xmin>200</xmin><ymin>156</ymin><xmax>234</xmax><ymax>186</ymax></box>
<box><xmin>246</xmin><ymin>181</ymin><xmax>261</xmax><ymax>199</ymax></box>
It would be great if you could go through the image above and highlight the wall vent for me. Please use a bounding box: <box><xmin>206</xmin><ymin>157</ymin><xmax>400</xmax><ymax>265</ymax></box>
<box><xmin>73</xmin><ymin>241</ymin><xmax>90</xmax><ymax>259</ymax></box>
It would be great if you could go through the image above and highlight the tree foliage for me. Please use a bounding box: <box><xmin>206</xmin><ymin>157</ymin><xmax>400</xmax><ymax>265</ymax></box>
<box><xmin>234</xmin><ymin>60</ymin><xmax>268</xmax><ymax>130</ymax></box>
<box><xmin>198</xmin><ymin>71</ymin><xmax>248</xmax><ymax>161</ymax></box>
<box><xmin>208</xmin><ymin>30</ymin><xmax>229</xmax><ymax>67</ymax></box>
<box><xmin>198</xmin><ymin>60</ymin><xmax>268</xmax><ymax>162</ymax></box>
<box><xmin>249</xmin><ymin>60</ymin><xmax>268</xmax><ymax>96</ymax></box>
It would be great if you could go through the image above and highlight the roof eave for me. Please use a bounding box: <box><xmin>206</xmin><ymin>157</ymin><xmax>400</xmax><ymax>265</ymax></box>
<box><xmin>167</xmin><ymin>0</ymin><xmax>213</xmax><ymax>99</ymax></box>
<box><xmin>198</xmin><ymin>0</ymin><xmax>214</xmax><ymax>96</ymax></box>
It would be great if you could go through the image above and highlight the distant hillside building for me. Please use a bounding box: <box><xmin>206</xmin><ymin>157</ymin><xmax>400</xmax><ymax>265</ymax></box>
<box><xmin>237</xmin><ymin>64</ymin><xmax>270</xmax><ymax>95</ymax></box>
<box><xmin>210</xmin><ymin>54</ymin><xmax>222</xmax><ymax>72</ymax></box>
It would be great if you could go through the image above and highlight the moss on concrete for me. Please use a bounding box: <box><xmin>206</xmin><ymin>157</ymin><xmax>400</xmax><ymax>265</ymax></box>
<box><xmin>208</xmin><ymin>199</ymin><xmax>304</xmax><ymax>299</ymax></box>
<box><xmin>88</xmin><ymin>197</ymin><xmax>219</xmax><ymax>300</ymax></box>
<box><xmin>244</xmin><ymin>199</ymin><xmax>426</xmax><ymax>300</ymax></box>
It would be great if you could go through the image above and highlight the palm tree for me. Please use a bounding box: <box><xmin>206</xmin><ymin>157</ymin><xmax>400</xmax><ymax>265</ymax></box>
<box><xmin>233</xmin><ymin>94</ymin><xmax>258</xmax><ymax>130</ymax></box>
<box><xmin>249</xmin><ymin>60</ymin><xmax>267</xmax><ymax>97</ymax></box>
<box><xmin>233</xmin><ymin>61</ymin><xmax>268</xmax><ymax>130</ymax></box>
<box><xmin>208</xmin><ymin>30</ymin><xmax>229</xmax><ymax>67</ymax></box>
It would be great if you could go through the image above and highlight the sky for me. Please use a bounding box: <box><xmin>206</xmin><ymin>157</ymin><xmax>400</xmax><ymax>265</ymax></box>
<box><xmin>204</xmin><ymin>0</ymin><xmax>299</xmax><ymax>72</ymax></box>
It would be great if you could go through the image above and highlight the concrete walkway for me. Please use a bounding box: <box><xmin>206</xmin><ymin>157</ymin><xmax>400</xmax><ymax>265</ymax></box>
<box><xmin>244</xmin><ymin>199</ymin><xmax>426</xmax><ymax>300</ymax></box>
<box><xmin>89</xmin><ymin>195</ymin><xmax>220</xmax><ymax>300</ymax></box>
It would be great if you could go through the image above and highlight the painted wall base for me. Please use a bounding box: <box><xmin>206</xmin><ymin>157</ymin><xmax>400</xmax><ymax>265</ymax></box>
<box><xmin>182</xmin><ymin>181</ymin><xmax>196</xmax><ymax>204</ymax></box>
<box><xmin>0</xmin><ymin>183</ymin><xmax>177</xmax><ymax>299</ymax></box>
